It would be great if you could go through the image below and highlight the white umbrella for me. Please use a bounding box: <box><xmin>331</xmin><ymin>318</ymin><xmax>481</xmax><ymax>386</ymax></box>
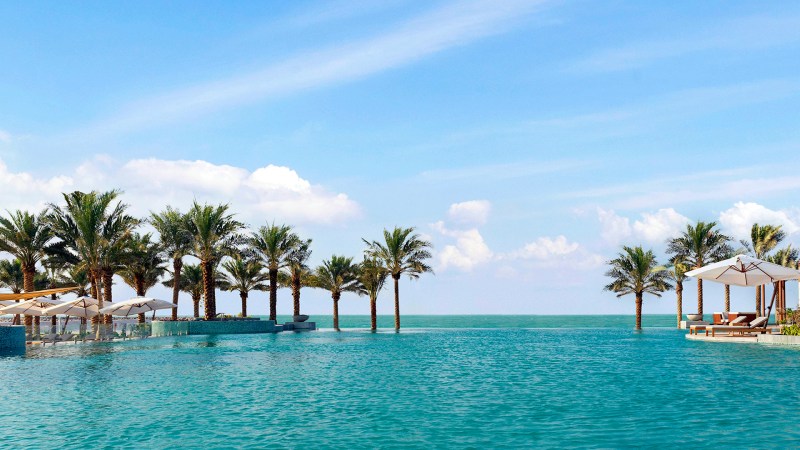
<box><xmin>0</xmin><ymin>297</ymin><xmax>63</xmax><ymax>316</ymax></box>
<box><xmin>42</xmin><ymin>296</ymin><xmax>106</xmax><ymax>318</ymax></box>
<box><xmin>685</xmin><ymin>255</ymin><xmax>800</xmax><ymax>287</ymax></box>
<box><xmin>99</xmin><ymin>297</ymin><xmax>175</xmax><ymax>317</ymax></box>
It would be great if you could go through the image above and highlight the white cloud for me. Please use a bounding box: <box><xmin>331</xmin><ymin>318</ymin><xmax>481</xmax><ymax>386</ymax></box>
<box><xmin>0</xmin><ymin>157</ymin><xmax>359</xmax><ymax>225</ymax></box>
<box><xmin>597</xmin><ymin>208</ymin><xmax>632</xmax><ymax>244</ymax></box>
<box><xmin>0</xmin><ymin>160</ymin><xmax>74</xmax><ymax>211</ymax></box>
<box><xmin>718</xmin><ymin>201</ymin><xmax>800</xmax><ymax>239</ymax></box>
<box><xmin>504</xmin><ymin>235</ymin><xmax>603</xmax><ymax>270</ymax></box>
<box><xmin>76</xmin><ymin>0</ymin><xmax>548</xmax><ymax>137</ymax></box>
<box><xmin>597</xmin><ymin>207</ymin><xmax>690</xmax><ymax>244</ymax></box>
<box><xmin>447</xmin><ymin>200</ymin><xmax>491</xmax><ymax>225</ymax></box>
<box><xmin>507</xmin><ymin>235</ymin><xmax>579</xmax><ymax>259</ymax></box>
<box><xmin>432</xmin><ymin>221</ymin><xmax>494</xmax><ymax>271</ymax></box>
<box><xmin>631</xmin><ymin>208</ymin><xmax>691</xmax><ymax>243</ymax></box>
<box><xmin>0</xmin><ymin>130</ymin><xmax>10</xmax><ymax>143</ymax></box>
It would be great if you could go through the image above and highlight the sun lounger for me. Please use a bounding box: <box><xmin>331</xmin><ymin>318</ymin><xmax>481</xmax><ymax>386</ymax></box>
<box><xmin>704</xmin><ymin>317</ymin><xmax>770</xmax><ymax>337</ymax></box>
<box><xmin>40</xmin><ymin>333</ymin><xmax>59</xmax><ymax>345</ymax></box>
<box><xmin>690</xmin><ymin>315</ymin><xmax>747</xmax><ymax>334</ymax></box>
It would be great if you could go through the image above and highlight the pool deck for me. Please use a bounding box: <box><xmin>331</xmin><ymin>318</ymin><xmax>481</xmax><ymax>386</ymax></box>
<box><xmin>686</xmin><ymin>330</ymin><xmax>800</xmax><ymax>346</ymax></box>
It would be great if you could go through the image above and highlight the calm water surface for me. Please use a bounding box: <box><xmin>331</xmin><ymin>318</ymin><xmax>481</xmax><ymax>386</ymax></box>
<box><xmin>1</xmin><ymin>315</ymin><xmax>798</xmax><ymax>448</ymax></box>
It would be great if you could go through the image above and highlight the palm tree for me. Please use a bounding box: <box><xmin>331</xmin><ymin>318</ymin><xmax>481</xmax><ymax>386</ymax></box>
<box><xmin>282</xmin><ymin>238</ymin><xmax>312</xmax><ymax>317</ymax></box>
<box><xmin>0</xmin><ymin>259</ymin><xmax>25</xmax><ymax>325</ymax></box>
<box><xmin>0</xmin><ymin>210</ymin><xmax>55</xmax><ymax>330</ymax></box>
<box><xmin>604</xmin><ymin>246</ymin><xmax>673</xmax><ymax>330</ymax></box>
<box><xmin>119</xmin><ymin>233</ymin><xmax>167</xmax><ymax>323</ymax></box>
<box><xmin>151</xmin><ymin>207</ymin><xmax>192</xmax><ymax>320</ymax></box>
<box><xmin>666</xmin><ymin>256</ymin><xmax>688</xmax><ymax>328</ymax></box>
<box><xmin>98</xmin><ymin>207</ymin><xmax>139</xmax><ymax>327</ymax></box>
<box><xmin>359</xmin><ymin>256</ymin><xmax>388</xmax><ymax>332</ymax></box>
<box><xmin>313</xmin><ymin>255</ymin><xmax>361</xmax><ymax>331</ymax></box>
<box><xmin>0</xmin><ymin>259</ymin><xmax>25</xmax><ymax>293</ymax></box>
<box><xmin>163</xmin><ymin>264</ymin><xmax>219</xmax><ymax>318</ymax></box>
<box><xmin>744</xmin><ymin>224</ymin><xmax>786</xmax><ymax>315</ymax></box>
<box><xmin>666</xmin><ymin>221</ymin><xmax>731</xmax><ymax>321</ymax></box>
<box><xmin>185</xmin><ymin>202</ymin><xmax>243</xmax><ymax>320</ymax></box>
<box><xmin>363</xmin><ymin>227</ymin><xmax>433</xmax><ymax>331</ymax></box>
<box><xmin>48</xmin><ymin>190</ymin><xmax>131</xmax><ymax>337</ymax></box>
<box><xmin>221</xmin><ymin>256</ymin><xmax>269</xmax><ymax>317</ymax></box>
<box><xmin>251</xmin><ymin>223</ymin><xmax>299</xmax><ymax>322</ymax></box>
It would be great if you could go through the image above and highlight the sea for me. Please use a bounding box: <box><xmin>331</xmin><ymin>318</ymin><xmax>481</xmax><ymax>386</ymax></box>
<box><xmin>1</xmin><ymin>315</ymin><xmax>798</xmax><ymax>448</ymax></box>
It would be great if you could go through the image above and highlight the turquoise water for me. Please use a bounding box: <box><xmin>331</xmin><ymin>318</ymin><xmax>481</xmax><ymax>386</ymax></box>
<box><xmin>2</xmin><ymin>315</ymin><xmax>799</xmax><ymax>448</ymax></box>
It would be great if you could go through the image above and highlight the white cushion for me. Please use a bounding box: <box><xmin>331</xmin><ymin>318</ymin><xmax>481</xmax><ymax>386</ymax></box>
<box><xmin>731</xmin><ymin>316</ymin><xmax>748</xmax><ymax>324</ymax></box>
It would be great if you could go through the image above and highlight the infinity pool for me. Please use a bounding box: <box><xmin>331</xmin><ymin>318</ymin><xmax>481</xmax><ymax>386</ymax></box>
<box><xmin>1</xmin><ymin>319</ymin><xmax>798</xmax><ymax>448</ymax></box>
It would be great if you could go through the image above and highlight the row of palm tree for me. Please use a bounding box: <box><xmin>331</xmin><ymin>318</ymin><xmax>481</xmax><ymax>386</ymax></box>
<box><xmin>0</xmin><ymin>190</ymin><xmax>434</xmax><ymax>334</ymax></box>
<box><xmin>605</xmin><ymin>219</ymin><xmax>799</xmax><ymax>330</ymax></box>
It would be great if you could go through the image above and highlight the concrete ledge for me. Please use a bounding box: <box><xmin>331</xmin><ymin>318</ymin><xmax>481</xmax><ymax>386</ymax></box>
<box><xmin>0</xmin><ymin>325</ymin><xmax>26</xmax><ymax>355</ymax></box>
<box><xmin>679</xmin><ymin>320</ymin><xmax>709</xmax><ymax>329</ymax></box>
<box><xmin>757</xmin><ymin>334</ymin><xmax>800</xmax><ymax>345</ymax></box>
<box><xmin>283</xmin><ymin>321</ymin><xmax>316</xmax><ymax>331</ymax></box>
<box><xmin>151</xmin><ymin>319</ymin><xmax>277</xmax><ymax>337</ymax></box>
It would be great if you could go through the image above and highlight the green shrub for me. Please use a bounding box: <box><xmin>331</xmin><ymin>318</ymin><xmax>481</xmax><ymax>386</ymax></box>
<box><xmin>781</xmin><ymin>324</ymin><xmax>800</xmax><ymax>336</ymax></box>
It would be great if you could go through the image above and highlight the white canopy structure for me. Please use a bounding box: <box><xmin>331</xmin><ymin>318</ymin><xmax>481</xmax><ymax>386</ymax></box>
<box><xmin>99</xmin><ymin>297</ymin><xmax>175</xmax><ymax>317</ymax></box>
<box><xmin>42</xmin><ymin>296</ymin><xmax>106</xmax><ymax>318</ymax></box>
<box><xmin>685</xmin><ymin>255</ymin><xmax>800</xmax><ymax>287</ymax></box>
<box><xmin>0</xmin><ymin>297</ymin><xmax>63</xmax><ymax>316</ymax></box>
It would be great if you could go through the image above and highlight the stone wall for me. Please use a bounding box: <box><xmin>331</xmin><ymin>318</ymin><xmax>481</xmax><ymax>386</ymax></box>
<box><xmin>757</xmin><ymin>334</ymin><xmax>800</xmax><ymax>346</ymax></box>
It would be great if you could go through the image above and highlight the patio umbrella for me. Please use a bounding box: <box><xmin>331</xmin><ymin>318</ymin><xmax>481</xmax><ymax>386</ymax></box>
<box><xmin>685</xmin><ymin>255</ymin><xmax>800</xmax><ymax>327</ymax></box>
<box><xmin>0</xmin><ymin>297</ymin><xmax>63</xmax><ymax>316</ymax></box>
<box><xmin>684</xmin><ymin>255</ymin><xmax>800</xmax><ymax>287</ymax></box>
<box><xmin>42</xmin><ymin>296</ymin><xmax>105</xmax><ymax>319</ymax></box>
<box><xmin>99</xmin><ymin>297</ymin><xmax>175</xmax><ymax>317</ymax></box>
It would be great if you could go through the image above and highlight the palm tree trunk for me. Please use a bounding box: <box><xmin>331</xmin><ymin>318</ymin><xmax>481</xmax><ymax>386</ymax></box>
<box><xmin>202</xmin><ymin>260</ymin><xmax>215</xmax><ymax>320</ymax></box>
<box><xmin>269</xmin><ymin>268</ymin><xmax>278</xmax><ymax>321</ymax></box>
<box><xmin>393</xmin><ymin>274</ymin><xmax>400</xmax><ymax>331</ymax></box>
<box><xmin>635</xmin><ymin>292</ymin><xmax>643</xmax><ymax>330</ymax></box>
<box><xmin>696</xmin><ymin>278</ymin><xmax>703</xmax><ymax>320</ymax></box>
<box><xmin>92</xmin><ymin>272</ymin><xmax>103</xmax><ymax>339</ymax></box>
<box><xmin>333</xmin><ymin>292</ymin><xmax>340</xmax><ymax>331</ymax></box>
<box><xmin>724</xmin><ymin>284</ymin><xmax>730</xmax><ymax>312</ymax></box>
<box><xmin>370</xmin><ymin>294</ymin><xmax>377</xmax><ymax>332</ymax></box>
<box><xmin>292</xmin><ymin>275</ymin><xmax>301</xmax><ymax>316</ymax></box>
<box><xmin>240</xmin><ymin>292</ymin><xmax>248</xmax><ymax>317</ymax></box>
<box><xmin>676</xmin><ymin>283</ymin><xmax>682</xmax><ymax>328</ymax></box>
<box><xmin>136</xmin><ymin>281</ymin><xmax>146</xmax><ymax>324</ymax></box>
<box><xmin>22</xmin><ymin>266</ymin><xmax>34</xmax><ymax>334</ymax></box>
<box><xmin>103</xmin><ymin>270</ymin><xmax>113</xmax><ymax>326</ymax></box>
<box><xmin>50</xmin><ymin>293</ymin><xmax>58</xmax><ymax>334</ymax></box>
<box><xmin>171</xmin><ymin>258</ymin><xmax>182</xmax><ymax>320</ymax></box>
<box><xmin>192</xmin><ymin>295</ymin><xmax>200</xmax><ymax>318</ymax></box>
<box><xmin>756</xmin><ymin>285</ymin><xmax>762</xmax><ymax>317</ymax></box>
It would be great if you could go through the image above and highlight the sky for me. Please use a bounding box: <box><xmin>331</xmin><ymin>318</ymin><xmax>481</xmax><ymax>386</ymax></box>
<box><xmin>1</xmin><ymin>0</ymin><xmax>800</xmax><ymax>317</ymax></box>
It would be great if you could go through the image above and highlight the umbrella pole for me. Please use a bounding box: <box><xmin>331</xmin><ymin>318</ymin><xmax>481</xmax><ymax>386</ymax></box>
<box><xmin>62</xmin><ymin>316</ymin><xmax>71</xmax><ymax>334</ymax></box>
<box><xmin>763</xmin><ymin>283</ymin><xmax>778</xmax><ymax>332</ymax></box>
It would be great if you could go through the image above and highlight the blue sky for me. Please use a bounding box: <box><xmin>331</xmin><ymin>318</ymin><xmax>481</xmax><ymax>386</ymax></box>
<box><xmin>1</xmin><ymin>0</ymin><xmax>800</xmax><ymax>316</ymax></box>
